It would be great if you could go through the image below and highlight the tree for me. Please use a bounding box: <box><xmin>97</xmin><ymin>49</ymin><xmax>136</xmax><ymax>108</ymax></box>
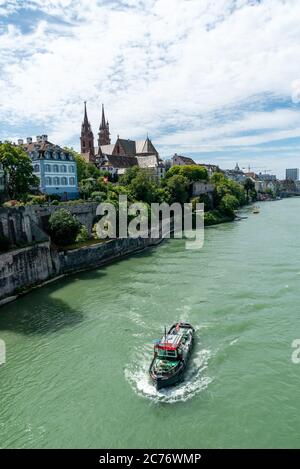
<box><xmin>119</xmin><ymin>166</ymin><xmax>141</xmax><ymax>186</ymax></box>
<box><xmin>244</xmin><ymin>178</ymin><xmax>255</xmax><ymax>202</ymax></box>
<box><xmin>130</xmin><ymin>171</ymin><xmax>158</xmax><ymax>204</ymax></box>
<box><xmin>219</xmin><ymin>194</ymin><xmax>239</xmax><ymax>217</ymax></box>
<box><xmin>165</xmin><ymin>174</ymin><xmax>189</xmax><ymax>204</ymax></box>
<box><xmin>166</xmin><ymin>164</ymin><xmax>208</xmax><ymax>182</ymax></box>
<box><xmin>0</xmin><ymin>142</ymin><xmax>39</xmax><ymax>199</ymax></box>
<box><xmin>48</xmin><ymin>209</ymin><xmax>81</xmax><ymax>246</ymax></box>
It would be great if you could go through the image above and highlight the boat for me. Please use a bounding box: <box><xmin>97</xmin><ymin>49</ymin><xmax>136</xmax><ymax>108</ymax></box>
<box><xmin>149</xmin><ymin>322</ymin><xmax>195</xmax><ymax>390</ymax></box>
<box><xmin>252</xmin><ymin>206</ymin><xmax>260</xmax><ymax>214</ymax></box>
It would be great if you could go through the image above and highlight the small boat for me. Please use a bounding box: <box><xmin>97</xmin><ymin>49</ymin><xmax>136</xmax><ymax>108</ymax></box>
<box><xmin>252</xmin><ymin>206</ymin><xmax>260</xmax><ymax>214</ymax></box>
<box><xmin>149</xmin><ymin>322</ymin><xmax>195</xmax><ymax>390</ymax></box>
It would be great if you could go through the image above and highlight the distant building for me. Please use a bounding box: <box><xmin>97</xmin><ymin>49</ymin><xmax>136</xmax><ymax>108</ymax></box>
<box><xmin>18</xmin><ymin>136</ymin><xmax>79</xmax><ymax>200</ymax></box>
<box><xmin>98</xmin><ymin>152</ymin><xmax>165</xmax><ymax>179</ymax></box>
<box><xmin>172</xmin><ymin>154</ymin><xmax>196</xmax><ymax>166</ymax></box>
<box><xmin>257</xmin><ymin>172</ymin><xmax>277</xmax><ymax>181</ymax></box>
<box><xmin>224</xmin><ymin>163</ymin><xmax>246</xmax><ymax>183</ymax></box>
<box><xmin>80</xmin><ymin>102</ymin><xmax>164</xmax><ymax>178</ymax></box>
<box><xmin>286</xmin><ymin>168</ymin><xmax>299</xmax><ymax>181</ymax></box>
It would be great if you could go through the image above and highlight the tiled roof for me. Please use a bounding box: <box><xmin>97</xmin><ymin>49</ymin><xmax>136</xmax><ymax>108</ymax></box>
<box><xmin>174</xmin><ymin>155</ymin><xmax>196</xmax><ymax>165</ymax></box>
<box><xmin>19</xmin><ymin>140</ymin><xmax>74</xmax><ymax>161</ymax></box>
<box><xmin>100</xmin><ymin>144</ymin><xmax>115</xmax><ymax>155</ymax></box>
<box><xmin>101</xmin><ymin>154</ymin><xmax>138</xmax><ymax>168</ymax></box>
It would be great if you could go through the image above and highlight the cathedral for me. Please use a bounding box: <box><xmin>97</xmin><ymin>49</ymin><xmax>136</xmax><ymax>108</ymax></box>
<box><xmin>80</xmin><ymin>102</ymin><xmax>110</xmax><ymax>163</ymax></box>
<box><xmin>80</xmin><ymin>102</ymin><xmax>165</xmax><ymax>178</ymax></box>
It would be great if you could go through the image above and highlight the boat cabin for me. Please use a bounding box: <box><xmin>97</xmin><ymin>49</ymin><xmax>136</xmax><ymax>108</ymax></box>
<box><xmin>154</xmin><ymin>334</ymin><xmax>182</xmax><ymax>359</ymax></box>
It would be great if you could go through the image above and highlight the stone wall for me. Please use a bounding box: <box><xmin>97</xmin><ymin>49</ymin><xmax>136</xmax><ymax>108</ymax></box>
<box><xmin>0</xmin><ymin>202</ymin><xmax>98</xmax><ymax>246</ymax></box>
<box><xmin>0</xmin><ymin>235</ymin><xmax>162</xmax><ymax>303</ymax></box>
<box><xmin>0</xmin><ymin>208</ymin><xmax>49</xmax><ymax>245</ymax></box>
<box><xmin>0</xmin><ymin>241</ymin><xmax>60</xmax><ymax>301</ymax></box>
<box><xmin>192</xmin><ymin>181</ymin><xmax>215</xmax><ymax>196</ymax></box>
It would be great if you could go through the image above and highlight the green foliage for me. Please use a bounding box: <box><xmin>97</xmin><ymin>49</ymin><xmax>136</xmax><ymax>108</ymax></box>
<box><xmin>129</xmin><ymin>170</ymin><xmax>158</xmax><ymax>204</ymax></box>
<box><xmin>51</xmin><ymin>200</ymin><xmax>60</xmax><ymax>206</ymax></box>
<box><xmin>204</xmin><ymin>210</ymin><xmax>231</xmax><ymax>226</ymax></box>
<box><xmin>76</xmin><ymin>224</ymin><xmax>89</xmax><ymax>243</ymax></box>
<box><xmin>164</xmin><ymin>174</ymin><xmax>189</xmax><ymax>204</ymax></box>
<box><xmin>48</xmin><ymin>209</ymin><xmax>81</xmax><ymax>246</ymax></box>
<box><xmin>166</xmin><ymin>165</ymin><xmax>208</xmax><ymax>182</ymax></box>
<box><xmin>243</xmin><ymin>178</ymin><xmax>255</xmax><ymax>202</ymax></box>
<box><xmin>26</xmin><ymin>195</ymin><xmax>47</xmax><ymax>206</ymax></box>
<box><xmin>119</xmin><ymin>166</ymin><xmax>141</xmax><ymax>186</ymax></box>
<box><xmin>219</xmin><ymin>194</ymin><xmax>239</xmax><ymax>217</ymax></box>
<box><xmin>0</xmin><ymin>142</ymin><xmax>39</xmax><ymax>199</ymax></box>
<box><xmin>91</xmin><ymin>191</ymin><xmax>107</xmax><ymax>202</ymax></box>
<box><xmin>0</xmin><ymin>234</ymin><xmax>10</xmax><ymax>252</ymax></box>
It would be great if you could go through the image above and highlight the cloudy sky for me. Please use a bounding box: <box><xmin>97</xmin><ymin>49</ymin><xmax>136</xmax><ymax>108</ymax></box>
<box><xmin>1</xmin><ymin>0</ymin><xmax>300</xmax><ymax>177</ymax></box>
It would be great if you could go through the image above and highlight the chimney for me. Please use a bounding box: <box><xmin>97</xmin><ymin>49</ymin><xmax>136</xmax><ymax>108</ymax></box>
<box><xmin>27</xmin><ymin>137</ymin><xmax>32</xmax><ymax>144</ymax></box>
<box><xmin>41</xmin><ymin>134</ymin><xmax>48</xmax><ymax>142</ymax></box>
<box><xmin>18</xmin><ymin>139</ymin><xmax>24</xmax><ymax>145</ymax></box>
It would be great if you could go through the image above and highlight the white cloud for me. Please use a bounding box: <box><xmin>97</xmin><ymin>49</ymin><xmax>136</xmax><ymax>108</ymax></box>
<box><xmin>0</xmin><ymin>0</ymin><xmax>300</xmax><ymax>177</ymax></box>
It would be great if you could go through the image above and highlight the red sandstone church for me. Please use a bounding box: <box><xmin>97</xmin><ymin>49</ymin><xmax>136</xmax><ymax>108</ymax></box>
<box><xmin>80</xmin><ymin>102</ymin><xmax>165</xmax><ymax>178</ymax></box>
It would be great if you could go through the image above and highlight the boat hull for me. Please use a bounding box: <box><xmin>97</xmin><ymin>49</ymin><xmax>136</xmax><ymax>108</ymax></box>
<box><xmin>149</xmin><ymin>322</ymin><xmax>195</xmax><ymax>390</ymax></box>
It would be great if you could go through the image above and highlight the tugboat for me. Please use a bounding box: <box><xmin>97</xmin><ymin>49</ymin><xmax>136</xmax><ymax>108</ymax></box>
<box><xmin>149</xmin><ymin>322</ymin><xmax>195</xmax><ymax>390</ymax></box>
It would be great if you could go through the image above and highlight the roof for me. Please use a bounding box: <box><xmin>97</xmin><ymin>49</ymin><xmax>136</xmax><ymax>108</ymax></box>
<box><xmin>19</xmin><ymin>140</ymin><xmax>74</xmax><ymax>161</ymax></box>
<box><xmin>117</xmin><ymin>139</ymin><xmax>136</xmax><ymax>155</ymax></box>
<box><xmin>100</xmin><ymin>144</ymin><xmax>115</xmax><ymax>155</ymax></box>
<box><xmin>101</xmin><ymin>154</ymin><xmax>138</xmax><ymax>169</ymax></box>
<box><xmin>157</xmin><ymin>334</ymin><xmax>183</xmax><ymax>350</ymax></box>
<box><xmin>135</xmin><ymin>138</ymin><xmax>158</xmax><ymax>155</ymax></box>
<box><xmin>173</xmin><ymin>154</ymin><xmax>196</xmax><ymax>165</ymax></box>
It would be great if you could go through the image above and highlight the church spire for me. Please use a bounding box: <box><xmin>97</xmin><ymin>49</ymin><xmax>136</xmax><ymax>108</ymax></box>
<box><xmin>100</xmin><ymin>104</ymin><xmax>106</xmax><ymax>130</ymax></box>
<box><xmin>98</xmin><ymin>104</ymin><xmax>111</xmax><ymax>146</ymax></box>
<box><xmin>80</xmin><ymin>101</ymin><xmax>95</xmax><ymax>161</ymax></box>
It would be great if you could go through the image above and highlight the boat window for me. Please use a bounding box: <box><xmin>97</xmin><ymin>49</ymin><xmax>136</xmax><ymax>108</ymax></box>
<box><xmin>156</xmin><ymin>349</ymin><xmax>177</xmax><ymax>358</ymax></box>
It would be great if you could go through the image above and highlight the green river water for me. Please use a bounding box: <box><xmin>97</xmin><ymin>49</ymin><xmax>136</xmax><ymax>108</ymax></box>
<box><xmin>1</xmin><ymin>198</ymin><xmax>300</xmax><ymax>448</ymax></box>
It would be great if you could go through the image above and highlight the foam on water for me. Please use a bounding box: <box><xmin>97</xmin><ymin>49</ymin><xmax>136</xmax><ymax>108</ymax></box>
<box><xmin>125</xmin><ymin>346</ymin><xmax>213</xmax><ymax>404</ymax></box>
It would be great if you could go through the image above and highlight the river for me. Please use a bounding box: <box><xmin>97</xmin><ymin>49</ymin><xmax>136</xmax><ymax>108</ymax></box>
<box><xmin>1</xmin><ymin>198</ymin><xmax>300</xmax><ymax>448</ymax></box>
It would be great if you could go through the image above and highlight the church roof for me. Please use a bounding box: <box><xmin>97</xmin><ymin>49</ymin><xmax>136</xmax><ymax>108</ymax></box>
<box><xmin>117</xmin><ymin>139</ymin><xmax>136</xmax><ymax>155</ymax></box>
<box><xmin>100</xmin><ymin>144</ymin><xmax>115</xmax><ymax>155</ymax></box>
<box><xmin>102</xmin><ymin>154</ymin><xmax>138</xmax><ymax>169</ymax></box>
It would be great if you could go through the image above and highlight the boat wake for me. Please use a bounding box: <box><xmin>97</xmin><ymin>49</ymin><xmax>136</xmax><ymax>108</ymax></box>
<box><xmin>125</xmin><ymin>346</ymin><xmax>213</xmax><ymax>404</ymax></box>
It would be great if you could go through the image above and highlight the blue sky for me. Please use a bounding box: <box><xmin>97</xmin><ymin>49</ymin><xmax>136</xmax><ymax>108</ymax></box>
<box><xmin>1</xmin><ymin>0</ymin><xmax>300</xmax><ymax>178</ymax></box>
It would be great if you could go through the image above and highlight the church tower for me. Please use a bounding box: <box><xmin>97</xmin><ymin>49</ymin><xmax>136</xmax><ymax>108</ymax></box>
<box><xmin>80</xmin><ymin>101</ymin><xmax>95</xmax><ymax>162</ymax></box>
<box><xmin>98</xmin><ymin>104</ymin><xmax>111</xmax><ymax>147</ymax></box>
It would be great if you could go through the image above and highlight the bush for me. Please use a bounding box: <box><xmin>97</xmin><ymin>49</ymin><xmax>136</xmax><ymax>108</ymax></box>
<box><xmin>51</xmin><ymin>200</ymin><xmax>60</xmax><ymax>206</ymax></box>
<box><xmin>2</xmin><ymin>199</ymin><xmax>23</xmax><ymax>208</ymax></box>
<box><xmin>91</xmin><ymin>191</ymin><xmax>107</xmax><ymax>202</ymax></box>
<box><xmin>48</xmin><ymin>209</ymin><xmax>81</xmax><ymax>246</ymax></box>
<box><xmin>0</xmin><ymin>234</ymin><xmax>10</xmax><ymax>252</ymax></box>
<box><xmin>76</xmin><ymin>224</ymin><xmax>89</xmax><ymax>242</ymax></box>
<box><xmin>26</xmin><ymin>195</ymin><xmax>47</xmax><ymax>205</ymax></box>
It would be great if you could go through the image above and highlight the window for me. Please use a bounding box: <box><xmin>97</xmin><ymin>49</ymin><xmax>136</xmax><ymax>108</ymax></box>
<box><xmin>83</xmin><ymin>141</ymin><xmax>85</xmax><ymax>148</ymax></box>
<box><xmin>53</xmin><ymin>164</ymin><xmax>59</xmax><ymax>173</ymax></box>
<box><xmin>62</xmin><ymin>165</ymin><xmax>67</xmax><ymax>173</ymax></box>
<box><xmin>70</xmin><ymin>165</ymin><xmax>75</xmax><ymax>173</ymax></box>
<box><xmin>45</xmin><ymin>164</ymin><xmax>51</xmax><ymax>172</ymax></box>
<box><xmin>46</xmin><ymin>177</ymin><xmax>52</xmax><ymax>186</ymax></box>
<box><xmin>61</xmin><ymin>177</ymin><xmax>68</xmax><ymax>186</ymax></box>
<box><xmin>54</xmin><ymin>177</ymin><xmax>60</xmax><ymax>186</ymax></box>
<box><xmin>34</xmin><ymin>164</ymin><xmax>40</xmax><ymax>173</ymax></box>
<box><xmin>69</xmin><ymin>177</ymin><xmax>75</xmax><ymax>186</ymax></box>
